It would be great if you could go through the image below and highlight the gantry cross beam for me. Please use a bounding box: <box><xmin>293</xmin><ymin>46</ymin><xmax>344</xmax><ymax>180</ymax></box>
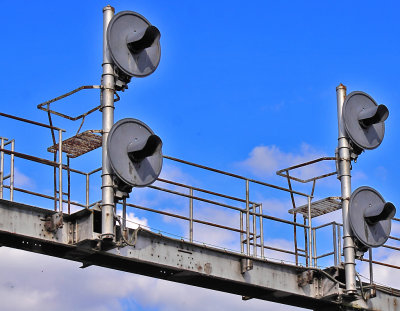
<box><xmin>0</xmin><ymin>199</ymin><xmax>398</xmax><ymax>311</ymax></box>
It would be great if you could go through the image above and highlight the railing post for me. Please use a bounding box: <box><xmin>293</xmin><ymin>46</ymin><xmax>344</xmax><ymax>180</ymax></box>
<box><xmin>189</xmin><ymin>187</ymin><xmax>193</xmax><ymax>242</ymax></box>
<box><xmin>0</xmin><ymin>137</ymin><xmax>6</xmax><ymax>199</ymax></box>
<box><xmin>122</xmin><ymin>197</ymin><xmax>127</xmax><ymax>230</ymax></box>
<box><xmin>369</xmin><ymin>248</ymin><xmax>373</xmax><ymax>285</ymax></box>
<box><xmin>86</xmin><ymin>173</ymin><xmax>90</xmax><ymax>208</ymax></box>
<box><xmin>259</xmin><ymin>203</ymin><xmax>264</xmax><ymax>259</ymax></box>
<box><xmin>53</xmin><ymin>152</ymin><xmax>57</xmax><ymax>211</ymax></box>
<box><xmin>338</xmin><ymin>224</ymin><xmax>342</xmax><ymax>265</ymax></box>
<box><xmin>10</xmin><ymin>140</ymin><xmax>14</xmax><ymax>201</ymax></box>
<box><xmin>286</xmin><ymin>170</ymin><xmax>298</xmax><ymax>265</ymax></box>
<box><xmin>240</xmin><ymin>210</ymin><xmax>244</xmax><ymax>254</ymax></box>
<box><xmin>67</xmin><ymin>155</ymin><xmax>71</xmax><ymax>214</ymax></box>
<box><xmin>252</xmin><ymin>203</ymin><xmax>257</xmax><ymax>257</ymax></box>
<box><xmin>304</xmin><ymin>216</ymin><xmax>308</xmax><ymax>267</ymax></box>
<box><xmin>307</xmin><ymin>196</ymin><xmax>313</xmax><ymax>266</ymax></box>
<box><xmin>333</xmin><ymin>223</ymin><xmax>338</xmax><ymax>266</ymax></box>
<box><xmin>246</xmin><ymin>179</ymin><xmax>250</xmax><ymax>256</ymax></box>
<box><xmin>312</xmin><ymin>228</ymin><xmax>317</xmax><ymax>267</ymax></box>
<box><xmin>58</xmin><ymin>130</ymin><xmax>63</xmax><ymax>213</ymax></box>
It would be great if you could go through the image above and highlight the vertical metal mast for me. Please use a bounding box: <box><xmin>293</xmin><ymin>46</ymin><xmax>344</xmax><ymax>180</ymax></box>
<box><xmin>101</xmin><ymin>5</ymin><xmax>115</xmax><ymax>240</ymax></box>
<box><xmin>336</xmin><ymin>84</ymin><xmax>356</xmax><ymax>293</ymax></box>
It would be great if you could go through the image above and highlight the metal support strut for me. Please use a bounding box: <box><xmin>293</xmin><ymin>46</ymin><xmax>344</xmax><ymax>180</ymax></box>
<box><xmin>336</xmin><ymin>84</ymin><xmax>357</xmax><ymax>294</ymax></box>
<box><xmin>101</xmin><ymin>5</ymin><xmax>116</xmax><ymax>240</ymax></box>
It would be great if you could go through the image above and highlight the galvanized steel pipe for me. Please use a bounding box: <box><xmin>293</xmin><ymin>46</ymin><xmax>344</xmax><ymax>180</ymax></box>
<box><xmin>336</xmin><ymin>84</ymin><xmax>357</xmax><ymax>293</ymax></box>
<box><xmin>10</xmin><ymin>140</ymin><xmax>14</xmax><ymax>201</ymax></box>
<box><xmin>101</xmin><ymin>5</ymin><xmax>116</xmax><ymax>240</ymax></box>
<box><xmin>246</xmin><ymin>180</ymin><xmax>250</xmax><ymax>256</ymax></box>
<box><xmin>259</xmin><ymin>204</ymin><xmax>264</xmax><ymax>259</ymax></box>
<box><xmin>189</xmin><ymin>188</ymin><xmax>193</xmax><ymax>242</ymax></box>
<box><xmin>307</xmin><ymin>196</ymin><xmax>313</xmax><ymax>266</ymax></box>
<box><xmin>0</xmin><ymin>138</ymin><xmax>5</xmax><ymax>199</ymax></box>
<box><xmin>58</xmin><ymin>130</ymin><xmax>63</xmax><ymax>213</ymax></box>
<box><xmin>86</xmin><ymin>173</ymin><xmax>89</xmax><ymax>208</ymax></box>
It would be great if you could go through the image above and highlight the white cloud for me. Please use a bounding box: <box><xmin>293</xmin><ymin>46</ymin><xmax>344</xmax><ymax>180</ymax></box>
<box><xmin>14</xmin><ymin>167</ymin><xmax>36</xmax><ymax>188</ymax></box>
<box><xmin>130</xmin><ymin>273</ymin><xmax>307</xmax><ymax>311</ymax></box>
<box><xmin>374</xmin><ymin>166</ymin><xmax>388</xmax><ymax>181</ymax></box>
<box><xmin>358</xmin><ymin>250</ymin><xmax>400</xmax><ymax>289</ymax></box>
<box><xmin>129</xmin><ymin>163</ymin><xmax>193</xmax><ymax>210</ymax></box>
<box><xmin>158</xmin><ymin>163</ymin><xmax>195</xmax><ymax>185</ymax></box>
<box><xmin>391</xmin><ymin>221</ymin><xmax>400</xmax><ymax>236</ymax></box>
<box><xmin>63</xmin><ymin>202</ymin><xmax>82</xmax><ymax>214</ymax></box>
<box><xmin>0</xmin><ymin>247</ymin><xmax>307</xmax><ymax>311</ymax></box>
<box><xmin>0</xmin><ymin>248</ymin><xmax>131</xmax><ymax>311</ymax></box>
<box><xmin>162</xmin><ymin>203</ymin><xmax>240</xmax><ymax>250</ymax></box>
<box><xmin>258</xmin><ymin>197</ymin><xmax>295</xmax><ymax>218</ymax></box>
<box><xmin>263</xmin><ymin>238</ymin><xmax>297</xmax><ymax>264</ymax></box>
<box><xmin>115</xmin><ymin>210</ymin><xmax>148</xmax><ymax>229</ymax></box>
<box><xmin>237</xmin><ymin>143</ymin><xmax>335</xmax><ymax>182</ymax></box>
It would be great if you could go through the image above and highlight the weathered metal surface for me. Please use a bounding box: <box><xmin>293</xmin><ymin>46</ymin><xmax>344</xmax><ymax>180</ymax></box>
<box><xmin>337</xmin><ymin>84</ymin><xmax>357</xmax><ymax>294</ymax></box>
<box><xmin>0</xmin><ymin>199</ymin><xmax>100</xmax><ymax>244</ymax></box>
<box><xmin>44</xmin><ymin>212</ymin><xmax>63</xmax><ymax>232</ymax></box>
<box><xmin>47</xmin><ymin>130</ymin><xmax>102</xmax><ymax>158</ymax></box>
<box><xmin>0</xmin><ymin>199</ymin><xmax>399</xmax><ymax>311</ymax></box>
<box><xmin>289</xmin><ymin>197</ymin><xmax>341</xmax><ymax>218</ymax></box>
<box><xmin>37</xmin><ymin>85</ymin><xmax>102</xmax><ymax>121</ymax></box>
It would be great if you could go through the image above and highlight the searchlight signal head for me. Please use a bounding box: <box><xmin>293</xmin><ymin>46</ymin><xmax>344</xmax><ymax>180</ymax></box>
<box><xmin>349</xmin><ymin>186</ymin><xmax>396</xmax><ymax>254</ymax></box>
<box><xmin>343</xmin><ymin>91</ymin><xmax>389</xmax><ymax>155</ymax></box>
<box><xmin>107</xmin><ymin>11</ymin><xmax>161</xmax><ymax>90</ymax></box>
<box><xmin>107</xmin><ymin>118</ymin><xmax>163</xmax><ymax>200</ymax></box>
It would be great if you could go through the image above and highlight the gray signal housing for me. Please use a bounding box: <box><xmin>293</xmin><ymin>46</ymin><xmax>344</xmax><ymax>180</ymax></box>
<box><xmin>107</xmin><ymin>11</ymin><xmax>161</xmax><ymax>79</ymax></box>
<box><xmin>107</xmin><ymin>118</ymin><xmax>163</xmax><ymax>189</ymax></box>
<box><xmin>349</xmin><ymin>186</ymin><xmax>395</xmax><ymax>248</ymax></box>
<box><xmin>343</xmin><ymin>91</ymin><xmax>389</xmax><ymax>153</ymax></box>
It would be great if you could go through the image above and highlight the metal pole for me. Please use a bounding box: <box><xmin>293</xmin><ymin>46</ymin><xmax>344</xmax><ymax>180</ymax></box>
<box><xmin>293</xmin><ymin>213</ymin><xmax>298</xmax><ymax>265</ymax></box>
<box><xmin>58</xmin><ymin>130</ymin><xmax>63</xmax><ymax>213</ymax></box>
<box><xmin>10</xmin><ymin>140</ymin><xmax>14</xmax><ymax>201</ymax></box>
<box><xmin>333</xmin><ymin>223</ymin><xmax>338</xmax><ymax>266</ymax></box>
<box><xmin>86</xmin><ymin>173</ymin><xmax>89</xmax><ymax>208</ymax></box>
<box><xmin>286</xmin><ymin>172</ymin><xmax>299</xmax><ymax>265</ymax></box>
<box><xmin>304</xmin><ymin>216</ymin><xmax>308</xmax><ymax>267</ymax></box>
<box><xmin>336</xmin><ymin>83</ymin><xmax>357</xmax><ymax>293</ymax></box>
<box><xmin>312</xmin><ymin>228</ymin><xmax>317</xmax><ymax>267</ymax></box>
<box><xmin>246</xmin><ymin>179</ymin><xmax>250</xmax><ymax>257</ymax></box>
<box><xmin>369</xmin><ymin>248</ymin><xmax>373</xmax><ymax>285</ymax></box>
<box><xmin>189</xmin><ymin>188</ymin><xmax>193</xmax><ymax>242</ymax></box>
<box><xmin>240</xmin><ymin>211</ymin><xmax>244</xmax><ymax>254</ymax></box>
<box><xmin>53</xmin><ymin>152</ymin><xmax>57</xmax><ymax>211</ymax></box>
<box><xmin>0</xmin><ymin>138</ymin><xmax>5</xmax><ymax>199</ymax></box>
<box><xmin>307</xmin><ymin>196</ymin><xmax>312</xmax><ymax>266</ymax></box>
<box><xmin>259</xmin><ymin>204</ymin><xmax>264</xmax><ymax>259</ymax></box>
<box><xmin>253</xmin><ymin>204</ymin><xmax>257</xmax><ymax>257</ymax></box>
<box><xmin>122</xmin><ymin>197</ymin><xmax>127</xmax><ymax>230</ymax></box>
<box><xmin>67</xmin><ymin>155</ymin><xmax>70</xmax><ymax>214</ymax></box>
<box><xmin>338</xmin><ymin>224</ymin><xmax>342</xmax><ymax>265</ymax></box>
<box><xmin>101</xmin><ymin>5</ymin><xmax>115</xmax><ymax>240</ymax></box>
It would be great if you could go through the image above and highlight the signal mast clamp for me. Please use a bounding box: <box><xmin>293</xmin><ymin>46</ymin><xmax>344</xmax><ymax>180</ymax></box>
<box><xmin>0</xmin><ymin>5</ymin><xmax>399</xmax><ymax>311</ymax></box>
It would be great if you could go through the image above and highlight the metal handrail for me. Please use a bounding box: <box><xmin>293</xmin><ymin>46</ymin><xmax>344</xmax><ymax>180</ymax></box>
<box><xmin>37</xmin><ymin>85</ymin><xmax>103</xmax><ymax>121</ymax></box>
<box><xmin>0</xmin><ymin>112</ymin><xmax>65</xmax><ymax>132</ymax></box>
<box><xmin>276</xmin><ymin>157</ymin><xmax>337</xmax><ymax>183</ymax></box>
<box><xmin>164</xmin><ymin>155</ymin><xmax>309</xmax><ymax>197</ymax></box>
<box><xmin>5</xmin><ymin>142</ymin><xmax>400</xmax><ymax>271</ymax></box>
<box><xmin>2</xmin><ymin>109</ymin><xmax>400</xmax><ymax>272</ymax></box>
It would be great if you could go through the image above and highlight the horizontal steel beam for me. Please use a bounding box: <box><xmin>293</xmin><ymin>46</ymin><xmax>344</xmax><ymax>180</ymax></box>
<box><xmin>0</xmin><ymin>199</ymin><xmax>398</xmax><ymax>311</ymax></box>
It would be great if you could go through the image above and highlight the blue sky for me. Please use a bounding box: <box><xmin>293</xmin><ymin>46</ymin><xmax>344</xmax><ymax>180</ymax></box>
<box><xmin>0</xmin><ymin>1</ymin><xmax>400</xmax><ymax>310</ymax></box>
